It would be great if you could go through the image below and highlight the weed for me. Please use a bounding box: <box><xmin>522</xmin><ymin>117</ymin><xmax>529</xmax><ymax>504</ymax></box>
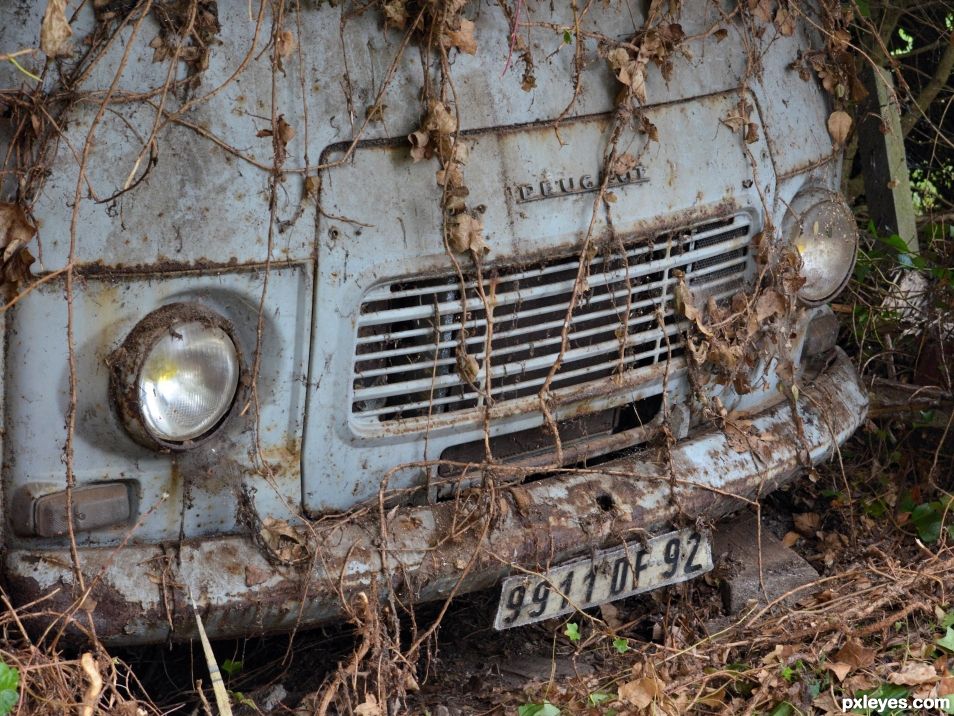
<box><xmin>0</xmin><ymin>662</ymin><xmax>19</xmax><ymax>716</ymax></box>
<box><xmin>564</xmin><ymin>622</ymin><xmax>581</xmax><ymax>644</ymax></box>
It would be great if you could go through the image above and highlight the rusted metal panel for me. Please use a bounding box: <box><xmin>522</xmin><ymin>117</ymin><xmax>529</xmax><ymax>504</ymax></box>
<box><xmin>7</xmin><ymin>349</ymin><xmax>866</xmax><ymax>645</ymax></box>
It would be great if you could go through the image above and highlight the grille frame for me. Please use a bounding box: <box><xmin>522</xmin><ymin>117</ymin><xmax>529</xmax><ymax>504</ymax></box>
<box><xmin>350</xmin><ymin>213</ymin><xmax>756</xmax><ymax>433</ymax></box>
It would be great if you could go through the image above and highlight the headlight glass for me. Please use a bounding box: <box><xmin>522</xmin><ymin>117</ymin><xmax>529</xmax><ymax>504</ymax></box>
<box><xmin>787</xmin><ymin>190</ymin><xmax>858</xmax><ymax>304</ymax></box>
<box><xmin>111</xmin><ymin>304</ymin><xmax>242</xmax><ymax>449</ymax></box>
<box><xmin>138</xmin><ymin>322</ymin><xmax>240</xmax><ymax>442</ymax></box>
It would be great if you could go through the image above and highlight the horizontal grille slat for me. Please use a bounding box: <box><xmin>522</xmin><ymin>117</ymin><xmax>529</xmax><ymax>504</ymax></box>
<box><xmin>354</xmin><ymin>259</ymin><xmax>747</xmax><ymax>364</ymax></box>
<box><xmin>351</xmin><ymin>214</ymin><xmax>754</xmax><ymax>425</ymax></box>
<box><xmin>363</xmin><ymin>215</ymin><xmax>742</xmax><ymax>303</ymax></box>
<box><xmin>357</xmin><ymin>232</ymin><xmax>751</xmax><ymax>328</ymax></box>
<box><xmin>353</xmin><ymin>340</ymin><xmax>687</xmax><ymax>419</ymax></box>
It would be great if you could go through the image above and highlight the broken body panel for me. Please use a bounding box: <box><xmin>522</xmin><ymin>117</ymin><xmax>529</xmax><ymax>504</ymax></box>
<box><xmin>0</xmin><ymin>0</ymin><xmax>866</xmax><ymax>644</ymax></box>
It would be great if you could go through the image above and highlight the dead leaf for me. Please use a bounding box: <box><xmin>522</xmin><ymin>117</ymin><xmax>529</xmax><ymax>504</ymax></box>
<box><xmin>763</xmin><ymin>644</ymin><xmax>795</xmax><ymax>664</ymax></box>
<box><xmin>827</xmin><ymin>661</ymin><xmax>851</xmax><ymax>682</ymax></box>
<box><xmin>828</xmin><ymin>110</ymin><xmax>852</xmax><ymax>146</ymax></box>
<box><xmin>277</xmin><ymin>115</ymin><xmax>295</xmax><ymax>145</ymax></box>
<box><xmin>618</xmin><ymin>676</ymin><xmax>661</xmax><ymax>709</ymax></box>
<box><xmin>444</xmin><ymin>18</ymin><xmax>477</xmax><ymax>55</ymax></box>
<box><xmin>448</xmin><ymin>213</ymin><xmax>487</xmax><ymax>255</ymax></box>
<box><xmin>774</xmin><ymin>7</ymin><xmax>795</xmax><ymax>36</ymax></box>
<box><xmin>1</xmin><ymin>202</ymin><xmax>36</xmax><ymax>258</ymax></box>
<box><xmin>425</xmin><ymin>101</ymin><xmax>457</xmax><ymax>136</ymax></box>
<box><xmin>354</xmin><ymin>695</ymin><xmax>383</xmax><ymax>716</ymax></box>
<box><xmin>0</xmin><ymin>202</ymin><xmax>37</xmax><ymax>290</ymax></box>
<box><xmin>612</xmin><ymin>152</ymin><xmax>638</xmax><ymax>175</ymax></box>
<box><xmin>276</xmin><ymin>30</ymin><xmax>296</xmax><ymax>58</ymax></box>
<box><xmin>256</xmin><ymin>115</ymin><xmax>295</xmax><ymax>146</ymax></box>
<box><xmin>365</xmin><ymin>103</ymin><xmax>386</xmax><ymax>122</ymax></box>
<box><xmin>750</xmin><ymin>0</ymin><xmax>773</xmax><ymax>24</ymax></box>
<box><xmin>408</xmin><ymin>130</ymin><xmax>431</xmax><ymax>162</ymax></box>
<box><xmin>382</xmin><ymin>0</ymin><xmax>408</xmax><ymax>28</ymax></box>
<box><xmin>755</xmin><ymin>288</ymin><xmax>786</xmax><ymax>322</ymax></box>
<box><xmin>304</xmin><ymin>175</ymin><xmax>320</xmax><ymax>200</ymax></box>
<box><xmin>889</xmin><ymin>662</ymin><xmax>938</xmax><ymax>686</ymax></box>
<box><xmin>639</xmin><ymin>115</ymin><xmax>659</xmax><ymax>142</ymax></box>
<box><xmin>259</xmin><ymin>517</ymin><xmax>307</xmax><ymax>563</ymax></box>
<box><xmin>456</xmin><ymin>349</ymin><xmax>480</xmax><ymax>384</ymax></box>
<box><xmin>782</xmin><ymin>530</ymin><xmax>800</xmax><ymax>547</ymax></box>
<box><xmin>793</xmin><ymin>512</ymin><xmax>820</xmax><ymax>534</ymax></box>
<box><xmin>745</xmin><ymin>121</ymin><xmax>760</xmax><ymax>144</ymax></box>
<box><xmin>607</xmin><ymin>47</ymin><xmax>648</xmax><ymax>102</ymax></box>
<box><xmin>41</xmin><ymin>0</ymin><xmax>73</xmax><ymax>57</ymax></box>
<box><xmin>600</xmin><ymin>602</ymin><xmax>624</xmax><ymax>629</ymax></box>
<box><xmin>436</xmin><ymin>164</ymin><xmax>464</xmax><ymax>189</ymax></box>
<box><xmin>834</xmin><ymin>638</ymin><xmax>876</xmax><ymax>669</ymax></box>
<box><xmin>674</xmin><ymin>272</ymin><xmax>714</xmax><ymax>337</ymax></box>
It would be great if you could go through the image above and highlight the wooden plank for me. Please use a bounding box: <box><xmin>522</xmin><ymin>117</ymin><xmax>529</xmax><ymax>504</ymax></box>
<box><xmin>856</xmin><ymin>64</ymin><xmax>919</xmax><ymax>252</ymax></box>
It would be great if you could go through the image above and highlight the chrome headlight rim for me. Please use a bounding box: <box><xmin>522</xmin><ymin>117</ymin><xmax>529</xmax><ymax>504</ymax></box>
<box><xmin>784</xmin><ymin>187</ymin><xmax>859</xmax><ymax>306</ymax></box>
<box><xmin>110</xmin><ymin>302</ymin><xmax>243</xmax><ymax>451</ymax></box>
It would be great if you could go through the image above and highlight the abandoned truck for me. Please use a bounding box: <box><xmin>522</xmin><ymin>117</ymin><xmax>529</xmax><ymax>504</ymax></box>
<box><xmin>0</xmin><ymin>0</ymin><xmax>867</xmax><ymax>644</ymax></box>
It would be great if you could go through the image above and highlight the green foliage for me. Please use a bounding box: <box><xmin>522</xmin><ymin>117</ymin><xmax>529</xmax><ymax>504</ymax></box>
<box><xmin>588</xmin><ymin>692</ymin><xmax>614</xmax><ymax>706</ymax></box>
<box><xmin>221</xmin><ymin>658</ymin><xmax>243</xmax><ymax>677</ymax></box>
<box><xmin>854</xmin><ymin>225</ymin><xmax>954</xmax><ymax>295</ymax></box>
<box><xmin>852</xmin><ymin>683</ymin><xmax>909</xmax><ymax>715</ymax></box>
<box><xmin>612</xmin><ymin>637</ymin><xmax>630</xmax><ymax>654</ymax></box>
<box><xmin>0</xmin><ymin>662</ymin><xmax>19</xmax><ymax>716</ymax></box>
<box><xmin>768</xmin><ymin>702</ymin><xmax>794</xmax><ymax>716</ymax></box>
<box><xmin>564</xmin><ymin>622</ymin><xmax>581</xmax><ymax>643</ymax></box>
<box><xmin>937</xmin><ymin>627</ymin><xmax>954</xmax><ymax>652</ymax></box>
<box><xmin>900</xmin><ymin>497</ymin><xmax>954</xmax><ymax>543</ymax></box>
<box><xmin>518</xmin><ymin>702</ymin><xmax>561</xmax><ymax>716</ymax></box>
<box><xmin>229</xmin><ymin>691</ymin><xmax>256</xmax><ymax>707</ymax></box>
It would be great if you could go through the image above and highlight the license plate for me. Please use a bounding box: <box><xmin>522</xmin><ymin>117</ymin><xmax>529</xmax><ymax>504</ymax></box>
<box><xmin>494</xmin><ymin>528</ymin><xmax>712</xmax><ymax>629</ymax></box>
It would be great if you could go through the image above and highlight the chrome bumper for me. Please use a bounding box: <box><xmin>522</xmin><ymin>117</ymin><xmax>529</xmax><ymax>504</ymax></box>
<box><xmin>5</xmin><ymin>349</ymin><xmax>867</xmax><ymax>645</ymax></box>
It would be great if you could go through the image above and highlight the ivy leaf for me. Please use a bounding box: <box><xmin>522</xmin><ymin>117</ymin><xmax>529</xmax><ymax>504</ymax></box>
<box><xmin>564</xmin><ymin>622</ymin><xmax>581</xmax><ymax>643</ymax></box>
<box><xmin>221</xmin><ymin>659</ymin><xmax>243</xmax><ymax>677</ymax></box>
<box><xmin>613</xmin><ymin>637</ymin><xmax>630</xmax><ymax>654</ymax></box>
<box><xmin>910</xmin><ymin>502</ymin><xmax>943</xmax><ymax>544</ymax></box>
<box><xmin>0</xmin><ymin>662</ymin><xmax>19</xmax><ymax>716</ymax></box>
<box><xmin>938</xmin><ymin>628</ymin><xmax>954</xmax><ymax>653</ymax></box>
<box><xmin>588</xmin><ymin>692</ymin><xmax>613</xmax><ymax>706</ymax></box>
<box><xmin>768</xmin><ymin>703</ymin><xmax>794</xmax><ymax>716</ymax></box>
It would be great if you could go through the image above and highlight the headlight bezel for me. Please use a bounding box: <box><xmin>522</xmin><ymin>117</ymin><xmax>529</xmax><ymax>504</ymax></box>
<box><xmin>110</xmin><ymin>302</ymin><xmax>244</xmax><ymax>451</ymax></box>
<box><xmin>783</xmin><ymin>187</ymin><xmax>859</xmax><ymax>305</ymax></box>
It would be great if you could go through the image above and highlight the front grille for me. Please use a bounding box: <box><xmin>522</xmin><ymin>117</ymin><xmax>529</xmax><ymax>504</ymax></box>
<box><xmin>351</xmin><ymin>214</ymin><xmax>753</xmax><ymax>426</ymax></box>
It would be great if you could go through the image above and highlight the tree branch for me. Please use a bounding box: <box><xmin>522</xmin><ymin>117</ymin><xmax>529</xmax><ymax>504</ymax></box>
<box><xmin>901</xmin><ymin>31</ymin><xmax>954</xmax><ymax>137</ymax></box>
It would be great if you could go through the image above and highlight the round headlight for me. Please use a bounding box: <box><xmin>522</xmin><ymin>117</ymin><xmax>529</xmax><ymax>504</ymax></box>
<box><xmin>784</xmin><ymin>189</ymin><xmax>858</xmax><ymax>304</ymax></box>
<box><xmin>111</xmin><ymin>304</ymin><xmax>241</xmax><ymax>449</ymax></box>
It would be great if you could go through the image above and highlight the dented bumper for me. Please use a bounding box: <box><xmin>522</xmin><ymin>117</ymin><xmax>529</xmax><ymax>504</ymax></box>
<box><xmin>6</xmin><ymin>349</ymin><xmax>867</xmax><ymax>645</ymax></box>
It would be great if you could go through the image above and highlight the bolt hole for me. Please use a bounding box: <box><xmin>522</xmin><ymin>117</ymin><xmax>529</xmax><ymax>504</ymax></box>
<box><xmin>596</xmin><ymin>493</ymin><xmax>614</xmax><ymax>512</ymax></box>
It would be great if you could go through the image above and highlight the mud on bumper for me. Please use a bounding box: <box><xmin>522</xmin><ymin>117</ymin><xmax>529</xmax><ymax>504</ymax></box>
<box><xmin>6</xmin><ymin>349</ymin><xmax>867</xmax><ymax>645</ymax></box>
